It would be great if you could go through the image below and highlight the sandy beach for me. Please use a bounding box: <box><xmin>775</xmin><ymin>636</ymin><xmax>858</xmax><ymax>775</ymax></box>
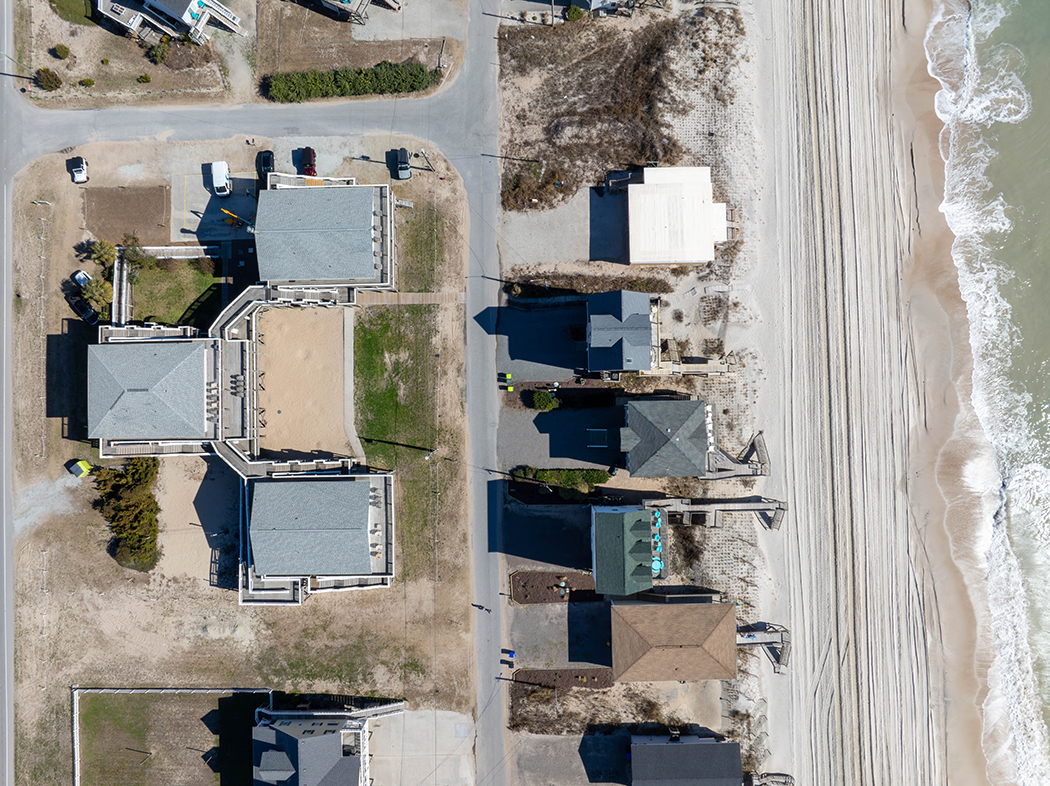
<box><xmin>741</xmin><ymin>0</ymin><xmax>997</xmax><ymax>782</ymax></box>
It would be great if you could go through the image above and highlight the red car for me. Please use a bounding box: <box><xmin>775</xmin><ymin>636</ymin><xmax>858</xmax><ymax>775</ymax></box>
<box><xmin>302</xmin><ymin>147</ymin><xmax>316</xmax><ymax>177</ymax></box>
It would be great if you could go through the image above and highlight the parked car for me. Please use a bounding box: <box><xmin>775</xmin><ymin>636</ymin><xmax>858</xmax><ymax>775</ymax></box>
<box><xmin>72</xmin><ymin>269</ymin><xmax>92</xmax><ymax>290</ymax></box>
<box><xmin>256</xmin><ymin>149</ymin><xmax>275</xmax><ymax>184</ymax></box>
<box><xmin>302</xmin><ymin>147</ymin><xmax>316</xmax><ymax>177</ymax></box>
<box><xmin>211</xmin><ymin>160</ymin><xmax>232</xmax><ymax>197</ymax></box>
<box><xmin>68</xmin><ymin>459</ymin><xmax>92</xmax><ymax>479</ymax></box>
<box><xmin>69</xmin><ymin>296</ymin><xmax>99</xmax><ymax>325</ymax></box>
<box><xmin>70</xmin><ymin>157</ymin><xmax>88</xmax><ymax>184</ymax></box>
<box><xmin>395</xmin><ymin>147</ymin><xmax>412</xmax><ymax>180</ymax></box>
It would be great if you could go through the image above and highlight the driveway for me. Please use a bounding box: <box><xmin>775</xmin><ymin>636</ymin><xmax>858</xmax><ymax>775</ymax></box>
<box><xmin>511</xmin><ymin>731</ymin><xmax>631</xmax><ymax>786</ymax></box>
<box><xmin>170</xmin><ymin>166</ymin><xmax>257</xmax><ymax>242</ymax></box>
<box><xmin>370</xmin><ymin>711</ymin><xmax>476</xmax><ymax>786</ymax></box>
<box><xmin>498</xmin><ymin>406</ymin><xmax>622</xmax><ymax>471</ymax></box>
<box><xmin>506</xmin><ymin>600</ymin><xmax>612</xmax><ymax>670</ymax></box>
<box><xmin>494</xmin><ymin>302</ymin><xmax>587</xmax><ymax>383</ymax></box>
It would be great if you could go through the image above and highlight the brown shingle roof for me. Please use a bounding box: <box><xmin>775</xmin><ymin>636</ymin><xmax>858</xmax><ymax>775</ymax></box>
<box><xmin>611</xmin><ymin>602</ymin><xmax>737</xmax><ymax>682</ymax></box>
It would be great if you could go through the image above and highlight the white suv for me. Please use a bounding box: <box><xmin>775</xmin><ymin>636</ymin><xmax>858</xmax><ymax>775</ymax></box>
<box><xmin>71</xmin><ymin>157</ymin><xmax>88</xmax><ymax>184</ymax></box>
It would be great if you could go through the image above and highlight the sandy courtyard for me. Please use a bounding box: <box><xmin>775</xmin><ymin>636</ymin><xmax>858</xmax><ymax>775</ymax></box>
<box><xmin>257</xmin><ymin>306</ymin><xmax>354</xmax><ymax>459</ymax></box>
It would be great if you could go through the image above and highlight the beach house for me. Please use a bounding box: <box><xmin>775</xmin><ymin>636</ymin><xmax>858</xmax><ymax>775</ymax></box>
<box><xmin>629</xmin><ymin>734</ymin><xmax>743</xmax><ymax>786</ymax></box>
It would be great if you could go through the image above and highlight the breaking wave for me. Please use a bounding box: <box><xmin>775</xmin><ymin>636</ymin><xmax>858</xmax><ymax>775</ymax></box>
<box><xmin>926</xmin><ymin>0</ymin><xmax>1050</xmax><ymax>784</ymax></box>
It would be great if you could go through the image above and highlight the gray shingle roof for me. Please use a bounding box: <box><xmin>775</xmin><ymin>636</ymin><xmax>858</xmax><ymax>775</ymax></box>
<box><xmin>630</xmin><ymin>738</ymin><xmax>742</xmax><ymax>786</ymax></box>
<box><xmin>586</xmin><ymin>291</ymin><xmax>652</xmax><ymax>372</ymax></box>
<box><xmin>87</xmin><ymin>342</ymin><xmax>209</xmax><ymax>440</ymax></box>
<box><xmin>255</xmin><ymin>187</ymin><xmax>379</xmax><ymax>282</ymax></box>
<box><xmin>253</xmin><ymin>719</ymin><xmax>361</xmax><ymax>786</ymax></box>
<box><xmin>592</xmin><ymin>507</ymin><xmax>654</xmax><ymax>596</ymax></box>
<box><xmin>620</xmin><ymin>399</ymin><xmax>708</xmax><ymax>477</ymax></box>
<box><xmin>249</xmin><ymin>478</ymin><xmax>373</xmax><ymax>577</ymax></box>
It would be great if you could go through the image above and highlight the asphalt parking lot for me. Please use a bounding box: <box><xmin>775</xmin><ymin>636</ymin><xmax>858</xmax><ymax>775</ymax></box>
<box><xmin>170</xmin><ymin>165</ymin><xmax>258</xmax><ymax>242</ymax></box>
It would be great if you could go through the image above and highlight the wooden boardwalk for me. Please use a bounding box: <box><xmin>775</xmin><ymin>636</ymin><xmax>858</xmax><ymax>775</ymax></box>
<box><xmin>355</xmin><ymin>291</ymin><xmax>465</xmax><ymax>306</ymax></box>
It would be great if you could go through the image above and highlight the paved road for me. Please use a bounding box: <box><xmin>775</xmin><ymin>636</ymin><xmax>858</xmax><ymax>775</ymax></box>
<box><xmin>0</xmin><ymin>0</ymin><xmax>507</xmax><ymax>783</ymax></box>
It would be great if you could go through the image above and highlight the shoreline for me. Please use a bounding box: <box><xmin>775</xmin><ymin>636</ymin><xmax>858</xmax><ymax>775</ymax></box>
<box><xmin>894</xmin><ymin>0</ymin><xmax>999</xmax><ymax>782</ymax></box>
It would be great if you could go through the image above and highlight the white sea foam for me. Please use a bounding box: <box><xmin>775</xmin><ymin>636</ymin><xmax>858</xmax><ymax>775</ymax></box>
<box><xmin>926</xmin><ymin>0</ymin><xmax>1050</xmax><ymax>783</ymax></box>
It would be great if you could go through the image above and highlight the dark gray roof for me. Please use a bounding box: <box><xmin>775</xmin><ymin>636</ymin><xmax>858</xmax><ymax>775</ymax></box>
<box><xmin>87</xmin><ymin>342</ymin><xmax>209</xmax><ymax>440</ymax></box>
<box><xmin>620</xmin><ymin>399</ymin><xmax>708</xmax><ymax>477</ymax></box>
<box><xmin>586</xmin><ymin>291</ymin><xmax>652</xmax><ymax>371</ymax></box>
<box><xmin>249</xmin><ymin>478</ymin><xmax>373</xmax><ymax>577</ymax></box>
<box><xmin>255</xmin><ymin>187</ymin><xmax>379</xmax><ymax>282</ymax></box>
<box><xmin>592</xmin><ymin>507</ymin><xmax>654</xmax><ymax>596</ymax></box>
<box><xmin>253</xmin><ymin>718</ymin><xmax>361</xmax><ymax>786</ymax></box>
<box><xmin>630</xmin><ymin>738</ymin><xmax>742</xmax><ymax>786</ymax></box>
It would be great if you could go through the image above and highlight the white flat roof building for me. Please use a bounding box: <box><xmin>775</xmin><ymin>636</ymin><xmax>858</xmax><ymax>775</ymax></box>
<box><xmin>627</xmin><ymin>167</ymin><xmax>731</xmax><ymax>265</ymax></box>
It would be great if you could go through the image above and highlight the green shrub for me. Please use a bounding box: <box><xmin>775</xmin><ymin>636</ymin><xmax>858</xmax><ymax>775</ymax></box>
<box><xmin>121</xmin><ymin>234</ymin><xmax>157</xmax><ymax>270</ymax></box>
<box><xmin>264</xmin><ymin>60</ymin><xmax>440</xmax><ymax>103</ymax></box>
<box><xmin>35</xmin><ymin>68</ymin><xmax>62</xmax><ymax>91</ymax></box>
<box><xmin>137</xmin><ymin>73</ymin><xmax>151</xmax><ymax>83</ymax></box>
<box><xmin>89</xmin><ymin>239</ymin><xmax>117</xmax><ymax>266</ymax></box>
<box><xmin>78</xmin><ymin>77</ymin><xmax>94</xmax><ymax>87</ymax></box>
<box><xmin>531</xmin><ymin>390</ymin><xmax>560</xmax><ymax>411</ymax></box>
<box><xmin>566</xmin><ymin>4</ymin><xmax>585</xmax><ymax>21</ymax></box>
<box><xmin>53</xmin><ymin>43</ymin><xmax>70</xmax><ymax>59</ymax></box>
<box><xmin>101</xmin><ymin>58</ymin><xmax>109</xmax><ymax>65</ymax></box>
<box><xmin>147</xmin><ymin>41</ymin><xmax>169</xmax><ymax>65</ymax></box>
<box><xmin>94</xmin><ymin>458</ymin><xmax>162</xmax><ymax>571</ymax></box>
<box><xmin>190</xmin><ymin>257</ymin><xmax>216</xmax><ymax>276</ymax></box>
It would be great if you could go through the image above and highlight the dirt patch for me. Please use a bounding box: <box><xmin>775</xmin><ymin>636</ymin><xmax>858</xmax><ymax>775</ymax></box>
<box><xmin>22</xmin><ymin>0</ymin><xmax>228</xmax><ymax>108</ymax></box>
<box><xmin>509</xmin><ymin>681</ymin><xmax>684</xmax><ymax>734</ymax></box>
<box><xmin>514</xmin><ymin>668</ymin><xmax>613</xmax><ymax>690</ymax></box>
<box><xmin>256</xmin><ymin>0</ymin><xmax>460</xmax><ymax>85</ymax></box>
<box><xmin>510</xmin><ymin>570</ymin><xmax>596</xmax><ymax>604</ymax></box>
<box><xmin>164</xmin><ymin>40</ymin><xmax>216</xmax><ymax>71</ymax></box>
<box><xmin>84</xmin><ymin>186</ymin><xmax>171</xmax><ymax>245</ymax></box>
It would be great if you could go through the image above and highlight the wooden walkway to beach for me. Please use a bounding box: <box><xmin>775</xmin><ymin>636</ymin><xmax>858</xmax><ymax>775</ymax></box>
<box><xmin>356</xmin><ymin>291</ymin><xmax>465</xmax><ymax>306</ymax></box>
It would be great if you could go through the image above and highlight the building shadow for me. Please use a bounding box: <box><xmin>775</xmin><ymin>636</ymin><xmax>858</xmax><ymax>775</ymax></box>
<box><xmin>577</xmin><ymin>727</ymin><xmax>631</xmax><ymax>785</ymax></box>
<box><xmin>497</xmin><ymin>501</ymin><xmax>592</xmax><ymax>568</ymax></box>
<box><xmin>477</xmin><ymin>303</ymin><xmax>588</xmax><ymax>381</ymax></box>
<box><xmin>567</xmin><ymin>601</ymin><xmax>613</xmax><ymax>666</ymax></box>
<box><xmin>589</xmin><ymin>188</ymin><xmax>627</xmax><ymax>263</ymax></box>
<box><xmin>47</xmin><ymin>319</ymin><xmax>93</xmax><ymax>441</ymax></box>
<box><xmin>193</xmin><ymin>455</ymin><xmax>243</xmax><ymax>591</ymax></box>
<box><xmin>533</xmin><ymin>407</ymin><xmax>622</xmax><ymax>466</ymax></box>
<box><xmin>216</xmin><ymin>693</ymin><xmax>271</xmax><ymax>786</ymax></box>
<box><xmin>179</xmin><ymin>283</ymin><xmax>224</xmax><ymax>329</ymax></box>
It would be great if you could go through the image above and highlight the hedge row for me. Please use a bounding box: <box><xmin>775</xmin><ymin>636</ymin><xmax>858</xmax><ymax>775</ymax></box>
<box><xmin>264</xmin><ymin>60</ymin><xmax>439</xmax><ymax>103</ymax></box>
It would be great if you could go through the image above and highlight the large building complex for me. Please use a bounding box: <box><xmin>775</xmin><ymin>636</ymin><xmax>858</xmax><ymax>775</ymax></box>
<box><xmin>86</xmin><ymin>179</ymin><xmax>397</xmax><ymax>604</ymax></box>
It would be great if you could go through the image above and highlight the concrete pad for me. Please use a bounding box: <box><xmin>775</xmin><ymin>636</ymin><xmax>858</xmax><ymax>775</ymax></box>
<box><xmin>497</xmin><ymin>407</ymin><xmax>621</xmax><ymax>471</ymax></box>
<box><xmin>511</xmin><ymin>731</ymin><xmax>630</xmax><ymax>786</ymax></box>
<box><xmin>506</xmin><ymin>600</ymin><xmax>611</xmax><ymax>669</ymax></box>
<box><xmin>370</xmin><ymin>711</ymin><xmax>475</xmax><ymax>786</ymax></box>
<box><xmin>352</xmin><ymin>0</ymin><xmax>466</xmax><ymax>42</ymax></box>
<box><xmin>499</xmin><ymin>188</ymin><xmax>626</xmax><ymax>267</ymax></box>
<box><xmin>170</xmin><ymin>168</ymin><xmax>257</xmax><ymax>242</ymax></box>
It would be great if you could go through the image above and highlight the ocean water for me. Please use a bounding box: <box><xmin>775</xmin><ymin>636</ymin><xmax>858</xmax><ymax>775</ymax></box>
<box><xmin>926</xmin><ymin>0</ymin><xmax>1050</xmax><ymax>782</ymax></box>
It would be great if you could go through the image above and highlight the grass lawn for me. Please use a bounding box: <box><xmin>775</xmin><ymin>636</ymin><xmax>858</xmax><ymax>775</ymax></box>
<box><xmin>398</xmin><ymin>205</ymin><xmax>446</xmax><ymax>292</ymax></box>
<box><xmin>355</xmin><ymin>305</ymin><xmax>442</xmax><ymax>578</ymax></box>
<box><xmin>48</xmin><ymin>0</ymin><xmax>95</xmax><ymax>25</ymax></box>
<box><xmin>79</xmin><ymin>693</ymin><xmax>155</xmax><ymax>786</ymax></box>
<box><xmin>133</xmin><ymin>263</ymin><xmax>221</xmax><ymax>327</ymax></box>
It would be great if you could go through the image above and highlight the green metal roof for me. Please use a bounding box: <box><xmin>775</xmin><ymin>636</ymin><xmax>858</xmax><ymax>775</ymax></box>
<box><xmin>592</xmin><ymin>507</ymin><xmax>654</xmax><ymax>596</ymax></box>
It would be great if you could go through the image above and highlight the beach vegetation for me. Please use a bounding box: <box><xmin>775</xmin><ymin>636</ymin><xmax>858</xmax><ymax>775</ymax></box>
<box><xmin>81</xmin><ymin>277</ymin><xmax>113</xmax><ymax>318</ymax></box>
<box><xmin>264</xmin><ymin>60</ymin><xmax>439</xmax><ymax>103</ymax></box>
<box><xmin>89</xmin><ymin>239</ymin><xmax>117</xmax><ymax>267</ymax></box>
<box><xmin>94</xmin><ymin>457</ymin><xmax>162</xmax><ymax>571</ymax></box>
<box><xmin>566</xmin><ymin>4</ymin><xmax>585</xmax><ymax>21</ymax></box>
<box><xmin>78</xmin><ymin>77</ymin><xmax>94</xmax><ymax>87</ymax></box>
<box><xmin>53</xmin><ymin>43</ymin><xmax>70</xmax><ymax>59</ymax></box>
<box><xmin>136</xmin><ymin>73</ymin><xmax>151</xmax><ymax>83</ymax></box>
<box><xmin>147</xmin><ymin>40</ymin><xmax>170</xmax><ymax>64</ymax></box>
<box><xmin>35</xmin><ymin>68</ymin><xmax>62</xmax><ymax>91</ymax></box>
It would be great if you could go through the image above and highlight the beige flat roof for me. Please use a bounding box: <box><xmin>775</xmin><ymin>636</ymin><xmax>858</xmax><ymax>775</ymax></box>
<box><xmin>628</xmin><ymin>167</ymin><xmax>727</xmax><ymax>265</ymax></box>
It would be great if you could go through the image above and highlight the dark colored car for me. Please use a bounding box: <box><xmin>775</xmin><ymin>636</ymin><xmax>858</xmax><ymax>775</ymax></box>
<box><xmin>70</xmin><ymin>296</ymin><xmax>99</xmax><ymax>325</ymax></box>
<box><xmin>395</xmin><ymin>147</ymin><xmax>412</xmax><ymax>180</ymax></box>
<box><xmin>302</xmin><ymin>147</ymin><xmax>316</xmax><ymax>177</ymax></box>
<box><xmin>256</xmin><ymin>149</ymin><xmax>275</xmax><ymax>185</ymax></box>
